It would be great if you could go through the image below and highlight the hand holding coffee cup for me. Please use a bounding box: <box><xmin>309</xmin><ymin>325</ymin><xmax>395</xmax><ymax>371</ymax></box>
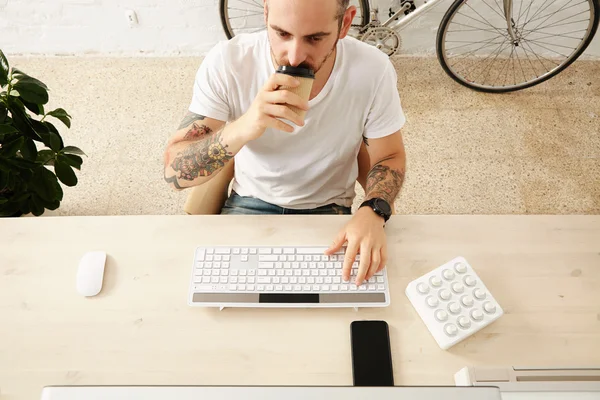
<box><xmin>236</xmin><ymin>71</ymin><xmax>310</xmax><ymax>142</ymax></box>
<box><xmin>274</xmin><ymin>66</ymin><xmax>315</xmax><ymax>120</ymax></box>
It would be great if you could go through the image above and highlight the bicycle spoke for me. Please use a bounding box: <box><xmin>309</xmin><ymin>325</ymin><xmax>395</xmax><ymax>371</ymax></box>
<box><xmin>521</xmin><ymin>31</ymin><xmax>584</xmax><ymax>40</ymax></box>
<box><xmin>522</xmin><ymin>0</ymin><xmax>578</xmax><ymax>33</ymax></box>
<box><xmin>514</xmin><ymin>45</ymin><xmax>529</xmax><ymax>84</ymax></box>
<box><xmin>516</xmin><ymin>0</ymin><xmax>526</xmax><ymax>28</ymax></box>
<box><xmin>471</xmin><ymin>41</ymin><xmax>512</xmax><ymax>83</ymax></box>
<box><xmin>463</xmin><ymin>3</ymin><xmax>508</xmax><ymax>36</ymax></box>
<box><xmin>455</xmin><ymin>39</ymin><xmax>511</xmax><ymax>81</ymax></box>
<box><xmin>522</xmin><ymin>38</ymin><xmax>574</xmax><ymax>55</ymax></box>
<box><xmin>521</xmin><ymin>39</ymin><xmax>556</xmax><ymax>72</ymax></box>
<box><xmin>520</xmin><ymin>0</ymin><xmax>556</xmax><ymax>30</ymax></box>
<box><xmin>493</xmin><ymin>0</ymin><xmax>508</xmax><ymax>19</ymax></box>
<box><xmin>446</xmin><ymin>22</ymin><xmax>509</xmax><ymax>35</ymax></box>
<box><xmin>228</xmin><ymin>12</ymin><xmax>264</xmax><ymax>19</ymax></box>
<box><xmin>229</xmin><ymin>0</ymin><xmax>263</xmax><ymax>11</ymax></box>
<box><xmin>461</xmin><ymin>40</ymin><xmax>511</xmax><ymax>81</ymax></box>
<box><xmin>518</xmin><ymin>42</ymin><xmax>543</xmax><ymax>79</ymax></box>
<box><xmin>525</xmin><ymin>3</ymin><xmax>588</xmax><ymax>27</ymax></box>
<box><xmin>480</xmin><ymin>0</ymin><xmax>507</xmax><ymax>21</ymax></box>
<box><xmin>522</xmin><ymin>38</ymin><xmax>567</xmax><ymax>61</ymax></box>
<box><xmin>448</xmin><ymin>34</ymin><xmax>509</xmax><ymax>66</ymax></box>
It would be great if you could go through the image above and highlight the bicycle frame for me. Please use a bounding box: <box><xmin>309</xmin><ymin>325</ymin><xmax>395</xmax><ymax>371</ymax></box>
<box><xmin>377</xmin><ymin>0</ymin><xmax>515</xmax><ymax>34</ymax></box>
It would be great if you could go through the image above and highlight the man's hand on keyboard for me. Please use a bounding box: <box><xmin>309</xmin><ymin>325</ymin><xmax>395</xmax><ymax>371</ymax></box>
<box><xmin>325</xmin><ymin>207</ymin><xmax>387</xmax><ymax>286</ymax></box>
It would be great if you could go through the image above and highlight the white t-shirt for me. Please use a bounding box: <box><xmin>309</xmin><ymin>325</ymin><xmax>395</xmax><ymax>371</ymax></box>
<box><xmin>188</xmin><ymin>30</ymin><xmax>406</xmax><ymax>209</ymax></box>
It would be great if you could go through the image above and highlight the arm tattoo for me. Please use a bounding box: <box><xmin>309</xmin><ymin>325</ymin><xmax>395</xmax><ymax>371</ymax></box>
<box><xmin>178</xmin><ymin>112</ymin><xmax>206</xmax><ymax>129</ymax></box>
<box><xmin>169</xmin><ymin>129</ymin><xmax>234</xmax><ymax>182</ymax></box>
<box><xmin>183</xmin><ymin>122</ymin><xmax>212</xmax><ymax>141</ymax></box>
<box><xmin>365</xmin><ymin>161</ymin><xmax>405</xmax><ymax>205</ymax></box>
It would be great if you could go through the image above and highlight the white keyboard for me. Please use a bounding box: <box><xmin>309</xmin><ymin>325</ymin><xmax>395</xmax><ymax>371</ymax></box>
<box><xmin>188</xmin><ymin>246</ymin><xmax>391</xmax><ymax>308</ymax></box>
<box><xmin>405</xmin><ymin>256</ymin><xmax>503</xmax><ymax>350</ymax></box>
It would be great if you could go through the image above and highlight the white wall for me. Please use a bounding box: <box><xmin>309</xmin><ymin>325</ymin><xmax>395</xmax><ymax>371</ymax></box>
<box><xmin>1</xmin><ymin>0</ymin><xmax>599</xmax><ymax>58</ymax></box>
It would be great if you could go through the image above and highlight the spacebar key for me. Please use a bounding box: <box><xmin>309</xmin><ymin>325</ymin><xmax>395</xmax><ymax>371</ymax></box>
<box><xmin>259</xmin><ymin>294</ymin><xmax>319</xmax><ymax>303</ymax></box>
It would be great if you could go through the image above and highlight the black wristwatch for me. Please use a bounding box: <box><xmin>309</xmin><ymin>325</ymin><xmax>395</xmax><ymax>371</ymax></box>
<box><xmin>359</xmin><ymin>198</ymin><xmax>392</xmax><ymax>223</ymax></box>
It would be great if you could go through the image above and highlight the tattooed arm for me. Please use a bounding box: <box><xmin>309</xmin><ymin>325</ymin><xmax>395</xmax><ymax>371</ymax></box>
<box><xmin>363</xmin><ymin>130</ymin><xmax>407</xmax><ymax>208</ymax></box>
<box><xmin>163</xmin><ymin>112</ymin><xmax>246</xmax><ymax>191</ymax></box>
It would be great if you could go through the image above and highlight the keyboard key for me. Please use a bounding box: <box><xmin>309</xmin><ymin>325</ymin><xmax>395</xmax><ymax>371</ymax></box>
<box><xmin>312</xmin><ymin>285</ymin><xmax>320</xmax><ymax>291</ymax></box>
<box><xmin>301</xmin><ymin>262</ymin><xmax>308</xmax><ymax>269</ymax></box>
<box><xmin>281</xmin><ymin>277</ymin><xmax>289</xmax><ymax>284</ymax></box>
<box><xmin>304</xmin><ymin>285</ymin><xmax>311</xmax><ymax>291</ymax></box>
<box><xmin>325</xmin><ymin>277</ymin><xmax>332</xmax><ymax>284</ymax></box>
<box><xmin>214</xmin><ymin>255</ymin><xmax>222</xmax><ymax>261</ymax></box>
<box><xmin>273</xmin><ymin>248</ymin><xmax>282</xmax><ymax>254</ymax></box>
<box><xmin>276</xmin><ymin>262</ymin><xmax>283</xmax><ymax>268</ymax></box>
<box><xmin>239</xmin><ymin>277</ymin><xmax>247</xmax><ymax>284</ymax></box>
<box><xmin>328</xmin><ymin>270</ymin><xmax>336</xmax><ymax>276</ymax></box>
<box><xmin>238</xmin><ymin>284</ymin><xmax>246</xmax><ymax>291</ymax></box>
<box><xmin>194</xmin><ymin>276</ymin><xmax>203</xmax><ymax>283</ymax></box>
<box><xmin>196</xmin><ymin>249</ymin><xmax>206</xmax><ymax>261</ymax></box>
<box><xmin>322</xmin><ymin>285</ymin><xmax>330</xmax><ymax>291</ymax></box>
<box><xmin>241</xmin><ymin>248</ymin><xmax>249</xmax><ymax>254</ymax></box>
<box><xmin>307</xmin><ymin>277</ymin><xmax>315</xmax><ymax>284</ymax></box>
<box><xmin>233</xmin><ymin>248</ymin><xmax>241</xmax><ymax>254</ymax></box>
<box><xmin>257</xmin><ymin>277</ymin><xmax>270</xmax><ymax>284</ymax></box>
<box><xmin>294</xmin><ymin>270</ymin><xmax>302</xmax><ymax>276</ymax></box>
<box><xmin>276</xmin><ymin>285</ymin><xmax>283</xmax><ymax>291</ymax></box>
<box><xmin>231</xmin><ymin>270</ymin><xmax>238</xmax><ymax>276</ymax></box>
<box><xmin>223</xmin><ymin>255</ymin><xmax>230</xmax><ymax>261</ymax></box>
<box><xmin>213</xmin><ymin>262</ymin><xmax>221</xmax><ymax>269</ymax></box>
<box><xmin>206</xmin><ymin>255</ymin><xmax>214</xmax><ymax>261</ymax></box>
<box><xmin>305</xmin><ymin>255</ymin><xmax>312</xmax><ymax>262</ymax></box>
<box><xmin>332</xmin><ymin>285</ymin><xmax>339</xmax><ymax>291</ymax></box>
<box><xmin>248</xmin><ymin>277</ymin><xmax>255</xmax><ymax>284</ymax></box>
<box><xmin>299</xmin><ymin>277</ymin><xmax>306</xmax><ymax>284</ymax></box>
<box><xmin>250</xmin><ymin>248</ymin><xmax>257</xmax><ymax>254</ymax></box>
<box><xmin>247</xmin><ymin>284</ymin><xmax>255</xmax><ymax>291</ymax></box>
<box><xmin>211</xmin><ymin>270</ymin><xmax>220</xmax><ymax>276</ymax></box>
<box><xmin>319</xmin><ymin>270</ymin><xmax>327</xmax><ymax>276</ymax></box>
<box><xmin>341</xmin><ymin>285</ymin><xmax>349</xmax><ymax>291</ymax></box>
<box><xmin>334</xmin><ymin>277</ymin><xmax>341</xmax><ymax>283</ymax></box>
<box><xmin>284</xmin><ymin>248</ymin><xmax>295</xmax><ymax>254</ymax></box>
<box><xmin>220</xmin><ymin>277</ymin><xmax>227</xmax><ymax>283</ymax></box>
<box><xmin>205</xmin><ymin>262</ymin><xmax>213</xmax><ymax>268</ymax></box>
<box><xmin>268</xmin><ymin>270</ymin><xmax>276</xmax><ymax>276</ymax></box>
<box><xmin>207</xmin><ymin>248</ymin><xmax>214</xmax><ymax>254</ymax></box>
<box><xmin>215</xmin><ymin>248</ymin><xmax>231</xmax><ymax>254</ymax></box>
<box><xmin>220</xmin><ymin>270</ymin><xmax>229</xmax><ymax>276</ymax></box>
<box><xmin>310</xmin><ymin>262</ymin><xmax>317</xmax><ymax>269</ymax></box>
<box><xmin>259</xmin><ymin>255</ymin><xmax>278</xmax><ymax>262</ymax></box>
<box><xmin>203</xmin><ymin>270</ymin><xmax>211</xmax><ymax>276</ymax></box>
<box><xmin>284</xmin><ymin>262</ymin><xmax>292</xmax><ymax>269</ymax></box>
<box><xmin>273</xmin><ymin>277</ymin><xmax>280</xmax><ymax>284</ymax></box>
<box><xmin>266</xmin><ymin>285</ymin><xmax>274</xmax><ymax>291</ymax></box>
<box><xmin>277</xmin><ymin>270</ymin><xmax>284</xmax><ymax>276</ymax></box>
<box><xmin>229</xmin><ymin>284</ymin><xmax>237</xmax><ymax>291</ymax></box>
<box><xmin>285</xmin><ymin>285</ymin><xmax>293</xmax><ymax>291</ymax></box>
<box><xmin>377</xmin><ymin>284</ymin><xmax>385</xmax><ymax>291</ymax></box>
<box><xmin>230</xmin><ymin>277</ymin><xmax>238</xmax><ymax>284</ymax></box>
<box><xmin>257</xmin><ymin>285</ymin><xmax>265</xmax><ymax>291</ymax></box>
<box><xmin>223</xmin><ymin>262</ymin><xmax>230</xmax><ymax>268</ymax></box>
<box><xmin>297</xmin><ymin>255</ymin><xmax>304</xmax><ymax>261</ymax></box>
<box><xmin>239</xmin><ymin>270</ymin><xmax>247</xmax><ymax>276</ymax></box>
<box><xmin>258</xmin><ymin>270</ymin><xmax>267</xmax><ymax>276</ymax></box>
<box><xmin>317</xmin><ymin>277</ymin><xmax>324</xmax><ymax>284</ymax></box>
<box><xmin>318</xmin><ymin>262</ymin><xmax>325</xmax><ymax>269</ymax></box>
<box><xmin>248</xmin><ymin>269</ymin><xmax>256</xmax><ymax>276</ymax></box>
<box><xmin>359</xmin><ymin>285</ymin><xmax>367</xmax><ymax>291</ymax></box>
<box><xmin>285</xmin><ymin>270</ymin><xmax>293</xmax><ymax>276</ymax></box>
<box><xmin>291</xmin><ymin>277</ymin><xmax>298</xmax><ymax>284</ymax></box>
<box><xmin>296</xmin><ymin>247</ymin><xmax>328</xmax><ymax>254</ymax></box>
<box><xmin>241</xmin><ymin>255</ymin><xmax>249</xmax><ymax>262</ymax></box>
<box><xmin>288</xmin><ymin>255</ymin><xmax>296</xmax><ymax>262</ymax></box>
<box><xmin>377</xmin><ymin>276</ymin><xmax>384</xmax><ymax>283</ymax></box>
<box><xmin>259</xmin><ymin>262</ymin><xmax>274</xmax><ymax>269</ymax></box>
<box><xmin>294</xmin><ymin>285</ymin><xmax>302</xmax><ymax>291</ymax></box>
<box><xmin>259</xmin><ymin>248</ymin><xmax>272</xmax><ymax>254</ymax></box>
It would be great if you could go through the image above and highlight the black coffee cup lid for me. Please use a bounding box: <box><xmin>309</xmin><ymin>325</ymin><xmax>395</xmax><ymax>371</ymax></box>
<box><xmin>276</xmin><ymin>66</ymin><xmax>315</xmax><ymax>79</ymax></box>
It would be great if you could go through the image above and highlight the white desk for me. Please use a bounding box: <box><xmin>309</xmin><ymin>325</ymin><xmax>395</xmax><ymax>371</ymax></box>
<box><xmin>1</xmin><ymin>215</ymin><xmax>599</xmax><ymax>400</ymax></box>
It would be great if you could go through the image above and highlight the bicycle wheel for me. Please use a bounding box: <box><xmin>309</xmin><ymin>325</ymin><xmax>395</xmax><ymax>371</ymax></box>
<box><xmin>220</xmin><ymin>0</ymin><xmax>371</xmax><ymax>40</ymax></box>
<box><xmin>436</xmin><ymin>0</ymin><xmax>599</xmax><ymax>92</ymax></box>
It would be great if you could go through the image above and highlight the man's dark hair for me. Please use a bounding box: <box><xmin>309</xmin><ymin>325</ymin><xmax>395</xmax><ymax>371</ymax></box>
<box><xmin>337</xmin><ymin>0</ymin><xmax>350</xmax><ymax>19</ymax></box>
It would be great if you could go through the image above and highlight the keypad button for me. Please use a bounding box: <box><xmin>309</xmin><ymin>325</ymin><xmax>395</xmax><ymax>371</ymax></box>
<box><xmin>435</xmin><ymin>310</ymin><xmax>448</xmax><ymax>322</ymax></box>
<box><xmin>439</xmin><ymin>289</ymin><xmax>452</xmax><ymax>301</ymax></box>
<box><xmin>483</xmin><ymin>302</ymin><xmax>496</xmax><ymax>314</ymax></box>
<box><xmin>442</xmin><ymin>269</ymin><xmax>455</xmax><ymax>280</ymax></box>
<box><xmin>417</xmin><ymin>282</ymin><xmax>430</xmax><ymax>294</ymax></box>
<box><xmin>448</xmin><ymin>302</ymin><xmax>461</xmax><ymax>315</ymax></box>
<box><xmin>458</xmin><ymin>316</ymin><xmax>471</xmax><ymax>329</ymax></box>
<box><xmin>444</xmin><ymin>323</ymin><xmax>458</xmax><ymax>337</ymax></box>
<box><xmin>464</xmin><ymin>275</ymin><xmax>476</xmax><ymax>287</ymax></box>
<box><xmin>461</xmin><ymin>295</ymin><xmax>474</xmax><ymax>307</ymax></box>
<box><xmin>426</xmin><ymin>296</ymin><xmax>439</xmax><ymax>308</ymax></box>
<box><xmin>451</xmin><ymin>282</ymin><xmax>464</xmax><ymax>294</ymax></box>
<box><xmin>430</xmin><ymin>276</ymin><xmax>442</xmax><ymax>287</ymax></box>
<box><xmin>454</xmin><ymin>262</ymin><xmax>468</xmax><ymax>273</ymax></box>
<box><xmin>471</xmin><ymin>309</ymin><xmax>484</xmax><ymax>321</ymax></box>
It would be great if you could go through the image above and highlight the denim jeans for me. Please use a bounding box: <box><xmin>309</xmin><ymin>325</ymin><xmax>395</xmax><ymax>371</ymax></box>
<box><xmin>221</xmin><ymin>191</ymin><xmax>352</xmax><ymax>215</ymax></box>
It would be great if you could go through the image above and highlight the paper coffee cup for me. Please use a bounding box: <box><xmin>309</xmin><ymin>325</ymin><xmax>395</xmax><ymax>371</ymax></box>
<box><xmin>275</xmin><ymin>66</ymin><xmax>315</xmax><ymax>120</ymax></box>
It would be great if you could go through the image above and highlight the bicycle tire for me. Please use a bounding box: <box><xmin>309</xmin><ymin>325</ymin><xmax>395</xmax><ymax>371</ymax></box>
<box><xmin>436</xmin><ymin>0</ymin><xmax>600</xmax><ymax>93</ymax></box>
<box><xmin>219</xmin><ymin>0</ymin><xmax>371</xmax><ymax>40</ymax></box>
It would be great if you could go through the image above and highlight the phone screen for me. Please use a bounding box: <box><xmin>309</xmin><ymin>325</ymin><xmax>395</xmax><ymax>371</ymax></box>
<box><xmin>350</xmin><ymin>320</ymin><xmax>394</xmax><ymax>387</ymax></box>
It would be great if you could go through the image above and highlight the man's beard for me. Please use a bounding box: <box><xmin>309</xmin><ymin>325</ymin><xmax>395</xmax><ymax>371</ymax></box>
<box><xmin>271</xmin><ymin>38</ymin><xmax>338</xmax><ymax>74</ymax></box>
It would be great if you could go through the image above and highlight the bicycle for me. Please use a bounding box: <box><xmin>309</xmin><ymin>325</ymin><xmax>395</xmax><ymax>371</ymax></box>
<box><xmin>219</xmin><ymin>0</ymin><xmax>599</xmax><ymax>93</ymax></box>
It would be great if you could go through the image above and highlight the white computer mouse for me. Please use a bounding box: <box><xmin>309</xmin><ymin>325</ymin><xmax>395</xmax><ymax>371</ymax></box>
<box><xmin>76</xmin><ymin>251</ymin><xmax>107</xmax><ymax>297</ymax></box>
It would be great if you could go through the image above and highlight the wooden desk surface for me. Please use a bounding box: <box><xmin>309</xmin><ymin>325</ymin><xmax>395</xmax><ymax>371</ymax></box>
<box><xmin>1</xmin><ymin>215</ymin><xmax>599</xmax><ymax>400</ymax></box>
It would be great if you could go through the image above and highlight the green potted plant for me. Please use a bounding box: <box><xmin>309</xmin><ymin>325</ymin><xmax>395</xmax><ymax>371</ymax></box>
<box><xmin>0</xmin><ymin>49</ymin><xmax>85</xmax><ymax>217</ymax></box>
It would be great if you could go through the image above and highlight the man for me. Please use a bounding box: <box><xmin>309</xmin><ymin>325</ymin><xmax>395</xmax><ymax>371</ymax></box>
<box><xmin>163</xmin><ymin>0</ymin><xmax>407</xmax><ymax>286</ymax></box>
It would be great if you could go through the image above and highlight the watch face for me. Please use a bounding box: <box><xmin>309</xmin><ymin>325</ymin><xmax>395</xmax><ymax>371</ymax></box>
<box><xmin>375</xmin><ymin>199</ymin><xmax>392</xmax><ymax>215</ymax></box>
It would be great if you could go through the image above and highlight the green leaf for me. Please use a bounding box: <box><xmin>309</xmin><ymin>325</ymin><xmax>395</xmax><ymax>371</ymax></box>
<box><xmin>10</xmin><ymin>105</ymin><xmax>42</xmax><ymax>141</ymax></box>
<box><xmin>22</xmin><ymin>99</ymin><xmax>44</xmax><ymax>115</ymax></box>
<box><xmin>11</xmin><ymin>192</ymin><xmax>30</xmax><ymax>202</ymax></box>
<box><xmin>0</xmin><ymin>201</ymin><xmax>21</xmax><ymax>217</ymax></box>
<box><xmin>1</xmin><ymin>136</ymin><xmax>24</xmax><ymax>157</ymax></box>
<box><xmin>20</xmin><ymin>137</ymin><xmax>38</xmax><ymax>161</ymax></box>
<box><xmin>13</xmin><ymin>79</ymin><xmax>49</xmax><ymax>105</ymax></box>
<box><xmin>29</xmin><ymin>195</ymin><xmax>45</xmax><ymax>216</ymax></box>
<box><xmin>37</xmin><ymin>149</ymin><xmax>56</xmax><ymax>165</ymax></box>
<box><xmin>58</xmin><ymin>153</ymin><xmax>83</xmax><ymax>170</ymax></box>
<box><xmin>42</xmin><ymin>198</ymin><xmax>60</xmax><ymax>211</ymax></box>
<box><xmin>54</xmin><ymin>160</ymin><xmax>77</xmax><ymax>187</ymax></box>
<box><xmin>47</xmin><ymin>108</ymin><xmax>71</xmax><ymax>128</ymax></box>
<box><xmin>30</xmin><ymin>167</ymin><xmax>59</xmax><ymax>201</ymax></box>
<box><xmin>0</xmin><ymin>124</ymin><xmax>18</xmax><ymax>135</ymax></box>
<box><xmin>62</xmin><ymin>146</ymin><xmax>86</xmax><ymax>156</ymax></box>
<box><xmin>6</xmin><ymin>156</ymin><xmax>37</xmax><ymax>170</ymax></box>
<box><xmin>0</xmin><ymin>49</ymin><xmax>9</xmax><ymax>87</ymax></box>
<box><xmin>48</xmin><ymin>132</ymin><xmax>62</xmax><ymax>152</ymax></box>
<box><xmin>11</xmin><ymin>68</ymin><xmax>48</xmax><ymax>90</ymax></box>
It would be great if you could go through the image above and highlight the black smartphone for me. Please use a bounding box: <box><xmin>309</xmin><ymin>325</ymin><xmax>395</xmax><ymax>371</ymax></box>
<box><xmin>350</xmin><ymin>320</ymin><xmax>394</xmax><ymax>387</ymax></box>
